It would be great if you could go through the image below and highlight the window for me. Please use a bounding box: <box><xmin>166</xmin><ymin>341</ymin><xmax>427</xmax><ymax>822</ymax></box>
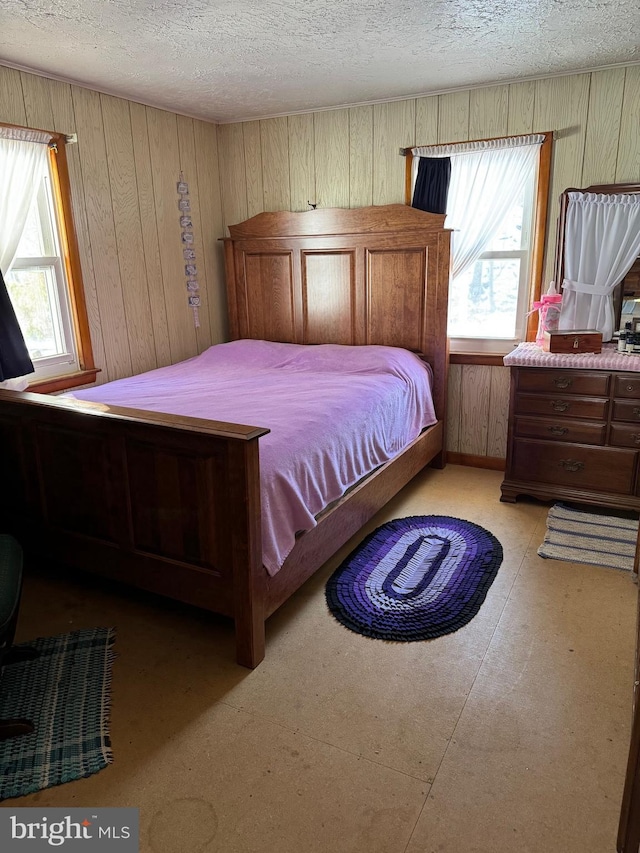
<box><xmin>6</xmin><ymin>159</ymin><xmax>79</xmax><ymax>378</ymax></box>
<box><xmin>447</xmin><ymin>178</ymin><xmax>535</xmax><ymax>345</ymax></box>
<box><xmin>407</xmin><ymin>133</ymin><xmax>552</xmax><ymax>355</ymax></box>
<box><xmin>0</xmin><ymin>125</ymin><xmax>96</xmax><ymax>391</ymax></box>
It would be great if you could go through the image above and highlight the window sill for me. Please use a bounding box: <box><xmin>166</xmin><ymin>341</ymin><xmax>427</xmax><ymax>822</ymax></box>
<box><xmin>449</xmin><ymin>353</ymin><xmax>506</xmax><ymax>366</ymax></box>
<box><xmin>27</xmin><ymin>368</ymin><xmax>100</xmax><ymax>395</ymax></box>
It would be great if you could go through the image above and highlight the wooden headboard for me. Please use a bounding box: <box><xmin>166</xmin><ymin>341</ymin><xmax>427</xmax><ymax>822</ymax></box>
<box><xmin>223</xmin><ymin>204</ymin><xmax>451</xmax><ymax>421</ymax></box>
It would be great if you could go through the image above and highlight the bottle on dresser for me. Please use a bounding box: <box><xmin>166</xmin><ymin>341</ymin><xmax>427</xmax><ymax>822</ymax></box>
<box><xmin>619</xmin><ymin>328</ymin><xmax>627</xmax><ymax>352</ymax></box>
<box><xmin>627</xmin><ymin>332</ymin><xmax>636</xmax><ymax>354</ymax></box>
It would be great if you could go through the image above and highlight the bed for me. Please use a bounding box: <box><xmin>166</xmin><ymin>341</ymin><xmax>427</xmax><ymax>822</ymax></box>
<box><xmin>0</xmin><ymin>204</ymin><xmax>451</xmax><ymax>668</ymax></box>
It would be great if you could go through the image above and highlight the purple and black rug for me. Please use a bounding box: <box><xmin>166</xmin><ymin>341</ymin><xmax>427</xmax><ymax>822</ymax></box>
<box><xmin>325</xmin><ymin>515</ymin><xmax>503</xmax><ymax>641</ymax></box>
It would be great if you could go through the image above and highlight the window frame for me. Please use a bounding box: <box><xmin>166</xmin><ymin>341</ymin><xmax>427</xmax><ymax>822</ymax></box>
<box><xmin>405</xmin><ymin>132</ymin><xmax>553</xmax><ymax>358</ymax></box>
<box><xmin>0</xmin><ymin>121</ymin><xmax>98</xmax><ymax>393</ymax></box>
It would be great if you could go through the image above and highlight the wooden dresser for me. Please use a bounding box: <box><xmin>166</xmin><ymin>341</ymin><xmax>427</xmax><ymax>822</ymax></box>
<box><xmin>501</xmin><ymin>349</ymin><xmax>640</xmax><ymax>510</ymax></box>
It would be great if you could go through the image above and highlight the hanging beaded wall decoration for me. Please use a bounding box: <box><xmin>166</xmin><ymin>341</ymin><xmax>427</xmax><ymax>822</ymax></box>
<box><xmin>177</xmin><ymin>172</ymin><xmax>200</xmax><ymax>328</ymax></box>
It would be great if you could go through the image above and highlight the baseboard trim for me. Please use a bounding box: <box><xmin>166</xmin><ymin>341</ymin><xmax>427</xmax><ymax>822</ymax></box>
<box><xmin>446</xmin><ymin>452</ymin><xmax>506</xmax><ymax>471</ymax></box>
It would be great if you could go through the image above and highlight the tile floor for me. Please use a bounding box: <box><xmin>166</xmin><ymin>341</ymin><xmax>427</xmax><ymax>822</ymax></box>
<box><xmin>5</xmin><ymin>465</ymin><xmax>637</xmax><ymax>852</ymax></box>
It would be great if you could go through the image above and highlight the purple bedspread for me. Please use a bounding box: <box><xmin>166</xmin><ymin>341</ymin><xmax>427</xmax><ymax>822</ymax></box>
<box><xmin>68</xmin><ymin>340</ymin><xmax>436</xmax><ymax>575</ymax></box>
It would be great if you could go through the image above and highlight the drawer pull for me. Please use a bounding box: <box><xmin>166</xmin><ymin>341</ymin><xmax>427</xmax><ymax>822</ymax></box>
<box><xmin>553</xmin><ymin>377</ymin><xmax>572</xmax><ymax>389</ymax></box>
<box><xmin>548</xmin><ymin>426</ymin><xmax>568</xmax><ymax>436</ymax></box>
<box><xmin>634</xmin><ymin>408</ymin><xmax>640</xmax><ymax>416</ymax></box>
<box><xmin>627</xmin><ymin>385</ymin><xmax>638</xmax><ymax>392</ymax></box>
<box><xmin>551</xmin><ymin>400</ymin><xmax>570</xmax><ymax>412</ymax></box>
<box><xmin>559</xmin><ymin>459</ymin><xmax>584</xmax><ymax>473</ymax></box>
<box><xmin>633</xmin><ymin>434</ymin><xmax>640</xmax><ymax>445</ymax></box>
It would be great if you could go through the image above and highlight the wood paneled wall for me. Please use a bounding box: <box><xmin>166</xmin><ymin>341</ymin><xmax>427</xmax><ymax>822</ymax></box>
<box><xmin>217</xmin><ymin>66</ymin><xmax>640</xmax><ymax>460</ymax></box>
<box><xmin>447</xmin><ymin>364</ymin><xmax>511</xmax><ymax>460</ymax></box>
<box><xmin>3</xmin><ymin>64</ymin><xmax>639</xmax><ymax>460</ymax></box>
<box><xmin>0</xmin><ymin>66</ymin><xmax>226</xmax><ymax>384</ymax></box>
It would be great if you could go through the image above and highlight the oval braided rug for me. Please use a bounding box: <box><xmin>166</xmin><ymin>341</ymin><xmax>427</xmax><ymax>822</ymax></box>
<box><xmin>325</xmin><ymin>515</ymin><xmax>503</xmax><ymax>641</ymax></box>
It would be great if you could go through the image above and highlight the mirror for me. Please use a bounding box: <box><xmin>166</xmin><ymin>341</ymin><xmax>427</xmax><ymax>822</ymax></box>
<box><xmin>554</xmin><ymin>182</ymin><xmax>640</xmax><ymax>339</ymax></box>
<box><xmin>620</xmin><ymin>256</ymin><xmax>640</xmax><ymax>327</ymax></box>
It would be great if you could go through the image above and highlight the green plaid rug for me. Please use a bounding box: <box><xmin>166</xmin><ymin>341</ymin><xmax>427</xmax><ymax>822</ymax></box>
<box><xmin>0</xmin><ymin>627</ymin><xmax>116</xmax><ymax>800</ymax></box>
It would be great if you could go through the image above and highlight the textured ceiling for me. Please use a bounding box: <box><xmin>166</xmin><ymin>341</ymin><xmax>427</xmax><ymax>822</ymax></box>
<box><xmin>1</xmin><ymin>0</ymin><xmax>639</xmax><ymax>123</ymax></box>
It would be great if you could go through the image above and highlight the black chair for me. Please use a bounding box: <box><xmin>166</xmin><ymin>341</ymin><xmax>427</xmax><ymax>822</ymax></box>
<box><xmin>0</xmin><ymin>534</ymin><xmax>37</xmax><ymax>740</ymax></box>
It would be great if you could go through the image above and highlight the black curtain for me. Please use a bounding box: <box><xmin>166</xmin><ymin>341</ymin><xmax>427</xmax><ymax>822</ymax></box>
<box><xmin>0</xmin><ymin>268</ymin><xmax>33</xmax><ymax>381</ymax></box>
<box><xmin>411</xmin><ymin>156</ymin><xmax>451</xmax><ymax>215</ymax></box>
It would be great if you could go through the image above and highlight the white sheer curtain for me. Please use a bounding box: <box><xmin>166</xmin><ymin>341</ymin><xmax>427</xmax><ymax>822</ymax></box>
<box><xmin>559</xmin><ymin>192</ymin><xmax>640</xmax><ymax>341</ymax></box>
<box><xmin>0</xmin><ymin>129</ymin><xmax>49</xmax><ymax>389</ymax></box>
<box><xmin>411</xmin><ymin>135</ymin><xmax>544</xmax><ymax>280</ymax></box>
<box><xmin>0</xmin><ymin>131</ymin><xmax>49</xmax><ymax>274</ymax></box>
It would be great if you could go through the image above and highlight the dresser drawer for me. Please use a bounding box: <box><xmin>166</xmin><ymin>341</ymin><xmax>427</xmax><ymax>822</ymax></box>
<box><xmin>612</xmin><ymin>400</ymin><xmax>640</xmax><ymax>423</ymax></box>
<box><xmin>610</xmin><ymin>424</ymin><xmax>640</xmax><ymax>448</ymax></box>
<box><xmin>516</xmin><ymin>369</ymin><xmax>610</xmax><ymax>396</ymax></box>
<box><xmin>510</xmin><ymin>439</ymin><xmax>637</xmax><ymax>494</ymax></box>
<box><xmin>614</xmin><ymin>375</ymin><xmax>640</xmax><ymax>398</ymax></box>
<box><xmin>514</xmin><ymin>417</ymin><xmax>606</xmax><ymax>445</ymax></box>
<box><xmin>514</xmin><ymin>394</ymin><xmax>608</xmax><ymax>420</ymax></box>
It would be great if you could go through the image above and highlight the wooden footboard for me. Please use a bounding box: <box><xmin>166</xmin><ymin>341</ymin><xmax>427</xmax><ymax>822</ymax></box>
<box><xmin>0</xmin><ymin>389</ymin><xmax>269</xmax><ymax>668</ymax></box>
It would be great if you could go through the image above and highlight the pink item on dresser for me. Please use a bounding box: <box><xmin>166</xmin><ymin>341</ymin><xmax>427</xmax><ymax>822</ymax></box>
<box><xmin>531</xmin><ymin>293</ymin><xmax>563</xmax><ymax>346</ymax></box>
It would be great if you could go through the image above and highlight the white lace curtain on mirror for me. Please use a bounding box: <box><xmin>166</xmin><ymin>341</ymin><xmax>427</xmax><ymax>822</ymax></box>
<box><xmin>560</xmin><ymin>192</ymin><xmax>640</xmax><ymax>341</ymax></box>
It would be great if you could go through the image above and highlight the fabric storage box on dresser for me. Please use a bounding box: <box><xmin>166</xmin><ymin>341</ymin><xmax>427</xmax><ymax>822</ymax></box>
<box><xmin>500</xmin><ymin>342</ymin><xmax>640</xmax><ymax>511</ymax></box>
